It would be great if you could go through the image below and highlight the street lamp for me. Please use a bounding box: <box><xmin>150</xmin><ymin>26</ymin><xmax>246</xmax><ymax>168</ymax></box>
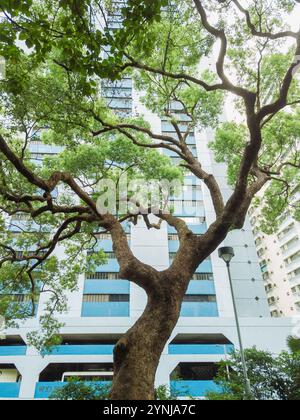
<box><xmin>218</xmin><ymin>246</ymin><xmax>252</xmax><ymax>400</ymax></box>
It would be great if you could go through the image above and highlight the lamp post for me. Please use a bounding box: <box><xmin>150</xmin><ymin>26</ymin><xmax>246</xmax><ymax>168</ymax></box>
<box><xmin>218</xmin><ymin>246</ymin><xmax>252</xmax><ymax>400</ymax></box>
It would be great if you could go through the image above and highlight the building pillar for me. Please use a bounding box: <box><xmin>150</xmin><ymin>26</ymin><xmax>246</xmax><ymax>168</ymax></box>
<box><xmin>16</xmin><ymin>359</ymin><xmax>46</xmax><ymax>400</ymax></box>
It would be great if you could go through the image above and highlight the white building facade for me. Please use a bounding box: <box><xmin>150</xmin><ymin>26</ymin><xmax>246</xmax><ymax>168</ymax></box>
<box><xmin>0</xmin><ymin>2</ymin><xmax>294</xmax><ymax>400</ymax></box>
<box><xmin>250</xmin><ymin>192</ymin><xmax>300</xmax><ymax>318</ymax></box>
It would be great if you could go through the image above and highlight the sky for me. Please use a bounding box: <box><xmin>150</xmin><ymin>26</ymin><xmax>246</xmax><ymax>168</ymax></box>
<box><xmin>290</xmin><ymin>5</ymin><xmax>300</xmax><ymax>30</ymax></box>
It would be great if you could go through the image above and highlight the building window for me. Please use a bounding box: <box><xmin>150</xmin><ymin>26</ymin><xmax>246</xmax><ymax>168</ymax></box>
<box><xmin>1</xmin><ymin>294</ymin><xmax>37</xmax><ymax>303</ymax></box>
<box><xmin>183</xmin><ymin>295</ymin><xmax>216</xmax><ymax>303</ymax></box>
<box><xmin>268</xmin><ymin>296</ymin><xmax>276</xmax><ymax>305</ymax></box>
<box><xmin>83</xmin><ymin>294</ymin><xmax>130</xmax><ymax>303</ymax></box>
<box><xmin>192</xmin><ymin>273</ymin><xmax>214</xmax><ymax>281</ymax></box>
<box><xmin>85</xmin><ymin>272</ymin><xmax>121</xmax><ymax>280</ymax></box>
<box><xmin>105</xmin><ymin>252</ymin><xmax>116</xmax><ymax>259</ymax></box>
<box><xmin>94</xmin><ymin>233</ymin><xmax>112</xmax><ymax>240</ymax></box>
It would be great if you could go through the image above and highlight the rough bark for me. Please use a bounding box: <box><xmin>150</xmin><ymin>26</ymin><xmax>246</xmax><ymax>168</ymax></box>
<box><xmin>109</xmin><ymin>224</ymin><xmax>229</xmax><ymax>400</ymax></box>
<box><xmin>110</xmin><ymin>283</ymin><xmax>184</xmax><ymax>400</ymax></box>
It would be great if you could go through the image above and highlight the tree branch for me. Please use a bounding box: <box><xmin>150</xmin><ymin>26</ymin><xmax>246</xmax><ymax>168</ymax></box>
<box><xmin>232</xmin><ymin>0</ymin><xmax>298</xmax><ymax>40</ymax></box>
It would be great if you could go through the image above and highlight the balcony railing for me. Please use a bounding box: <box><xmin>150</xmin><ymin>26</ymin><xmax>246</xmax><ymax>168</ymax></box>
<box><xmin>169</xmin><ymin>344</ymin><xmax>234</xmax><ymax>355</ymax></box>
<box><xmin>168</xmin><ymin>223</ymin><xmax>207</xmax><ymax>235</ymax></box>
<box><xmin>34</xmin><ymin>381</ymin><xmax>111</xmax><ymax>399</ymax></box>
<box><xmin>170</xmin><ymin>380</ymin><xmax>221</xmax><ymax>398</ymax></box>
<box><xmin>45</xmin><ymin>344</ymin><xmax>114</xmax><ymax>356</ymax></box>
<box><xmin>0</xmin><ymin>346</ymin><xmax>27</xmax><ymax>356</ymax></box>
<box><xmin>186</xmin><ymin>281</ymin><xmax>216</xmax><ymax>295</ymax></box>
<box><xmin>81</xmin><ymin>302</ymin><xmax>130</xmax><ymax>317</ymax></box>
<box><xmin>180</xmin><ymin>302</ymin><xmax>218</xmax><ymax>317</ymax></box>
<box><xmin>83</xmin><ymin>280</ymin><xmax>130</xmax><ymax>295</ymax></box>
<box><xmin>0</xmin><ymin>383</ymin><xmax>21</xmax><ymax>399</ymax></box>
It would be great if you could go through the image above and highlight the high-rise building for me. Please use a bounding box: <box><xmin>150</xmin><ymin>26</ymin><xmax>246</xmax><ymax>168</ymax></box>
<box><xmin>0</xmin><ymin>2</ymin><xmax>293</xmax><ymax>400</ymax></box>
<box><xmin>250</xmin><ymin>186</ymin><xmax>300</xmax><ymax>318</ymax></box>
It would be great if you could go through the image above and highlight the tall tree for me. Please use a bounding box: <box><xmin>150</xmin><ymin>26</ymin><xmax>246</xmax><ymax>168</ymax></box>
<box><xmin>0</xmin><ymin>0</ymin><xmax>299</xmax><ymax>399</ymax></box>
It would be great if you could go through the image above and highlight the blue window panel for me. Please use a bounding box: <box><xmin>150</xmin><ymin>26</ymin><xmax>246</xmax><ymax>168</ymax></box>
<box><xmin>196</xmin><ymin>260</ymin><xmax>212</xmax><ymax>273</ymax></box>
<box><xmin>0</xmin><ymin>346</ymin><xmax>27</xmax><ymax>356</ymax></box>
<box><xmin>93</xmin><ymin>240</ymin><xmax>130</xmax><ymax>253</ymax></box>
<box><xmin>103</xmin><ymin>79</ymin><xmax>132</xmax><ymax>89</ymax></box>
<box><xmin>186</xmin><ymin>281</ymin><xmax>216</xmax><ymax>295</ymax></box>
<box><xmin>102</xmin><ymin>88</ymin><xmax>132</xmax><ymax>99</ymax></box>
<box><xmin>20</xmin><ymin>302</ymin><xmax>39</xmax><ymax>316</ymax></box>
<box><xmin>172</xmin><ymin>206</ymin><xmax>205</xmax><ymax>218</ymax></box>
<box><xmin>177</xmin><ymin>114</ymin><xmax>192</xmax><ymax>122</ymax></box>
<box><xmin>169</xmin><ymin>344</ymin><xmax>234</xmax><ymax>355</ymax></box>
<box><xmin>169</xmin><ymin>259</ymin><xmax>211</xmax><ymax>271</ymax></box>
<box><xmin>163</xmin><ymin>148</ymin><xmax>180</xmax><ymax>158</ymax></box>
<box><xmin>94</xmin><ymin>239</ymin><xmax>113</xmax><ymax>252</ymax></box>
<box><xmin>168</xmin><ymin>240</ymin><xmax>179</xmax><ymax>253</ymax></box>
<box><xmin>171</xmin><ymin>191</ymin><xmax>203</xmax><ymax>201</ymax></box>
<box><xmin>183</xmin><ymin>191</ymin><xmax>203</xmax><ymax>201</ymax></box>
<box><xmin>95</xmin><ymin>259</ymin><xmax>120</xmax><ymax>272</ymax></box>
<box><xmin>83</xmin><ymin>280</ymin><xmax>130</xmax><ymax>295</ymax></box>
<box><xmin>186</xmin><ymin>135</ymin><xmax>196</xmax><ymax>145</ymax></box>
<box><xmin>170</xmin><ymin>101</ymin><xmax>184</xmax><ymax>111</ymax></box>
<box><xmin>34</xmin><ymin>381</ymin><xmax>111</xmax><ymax>399</ymax></box>
<box><xmin>0</xmin><ymin>383</ymin><xmax>21</xmax><ymax>399</ymax></box>
<box><xmin>163</xmin><ymin>131</ymin><xmax>196</xmax><ymax>146</ymax></box>
<box><xmin>108</xmin><ymin>21</ymin><xmax>122</xmax><ymax>29</ymax></box>
<box><xmin>180</xmin><ymin>302</ymin><xmax>218</xmax><ymax>317</ymax></box>
<box><xmin>167</xmin><ymin>223</ymin><xmax>207</xmax><ymax>235</ymax></box>
<box><xmin>185</xmin><ymin>176</ymin><xmax>200</xmax><ymax>186</ymax></box>
<box><xmin>29</xmin><ymin>144</ymin><xmax>63</xmax><ymax>154</ymax></box>
<box><xmin>162</xmin><ymin>114</ymin><xmax>192</xmax><ymax>122</ymax></box>
<box><xmin>46</xmin><ymin>344</ymin><xmax>114</xmax><ymax>356</ymax></box>
<box><xmin>122</xmin><ymin>222</ymin><xmax>131</xmax><ymax>234</ymax></box>
<box><xmin>171</xmin><ymin>381</ymin><xmax>221</xmax><ymax>397</ymax></box>
<box><xmin>189</xmin><ymin>224</ymin><xmax>208</xmax><ymax>234</ymax></box>
<box><xmin>162</xmin><ymin>122</ymin><xmax>189</xmax><ymax>132</ymax></box>
<box><xmin>81</xmin><ymin>302</ymin><xmax>129</xmax><ymax>317</ymax></box>
<box><xmin>107</xmin><ymin>98</ymin><xmax>132</xmax><ymax>109</ymax></box>
<box><xmin>8</xmin><ymin>220</ymin><xmax>41</xmax><ymax>232</ymax></box>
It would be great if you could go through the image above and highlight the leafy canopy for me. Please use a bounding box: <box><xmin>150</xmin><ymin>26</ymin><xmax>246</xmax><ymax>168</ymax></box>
<box><xmin>0</xmin><ymin>52</ymin><xmax>182</xmax><ymax>348</ymax></box>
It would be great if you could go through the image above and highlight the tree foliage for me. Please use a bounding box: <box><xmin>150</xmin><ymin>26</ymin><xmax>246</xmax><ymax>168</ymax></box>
<box><xmin>0</xmin><ymin>54</ymin><xmax>181</xmax><ymax>346</ymax></box>
<box><xmin>0</xmin><ymin>0</ymin><xmax>299</xmax><ymax>399</ymax></box>
<box><xmin>206</xmin><ymin>347</ymin><xmax>300</xmax><ymax>401</ymax></box>
<box><xmin>287</xmin><ymin>335</ymin><xmax>300</xmax><ymax>354</ymax></box>
<box><xmin>49</xmin><ymin>379</ymin><xmax>111</xmax><ymax>401</ymax></box>
<box><xmin>49</xmin><ymin>380</ymin><xmax>179</xmax><ymax>401</ymax></box>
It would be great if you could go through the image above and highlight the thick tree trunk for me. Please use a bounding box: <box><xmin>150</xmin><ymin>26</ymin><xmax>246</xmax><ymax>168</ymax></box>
<box><xmin>110</xmin><ymin>283</ymin><xmax>185</xmax><ymax>400</ymax></box>
<box><xmin>108</xmin><ymin>219</ymin><xmax>230</xmax><ymax>400</ymax></box>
